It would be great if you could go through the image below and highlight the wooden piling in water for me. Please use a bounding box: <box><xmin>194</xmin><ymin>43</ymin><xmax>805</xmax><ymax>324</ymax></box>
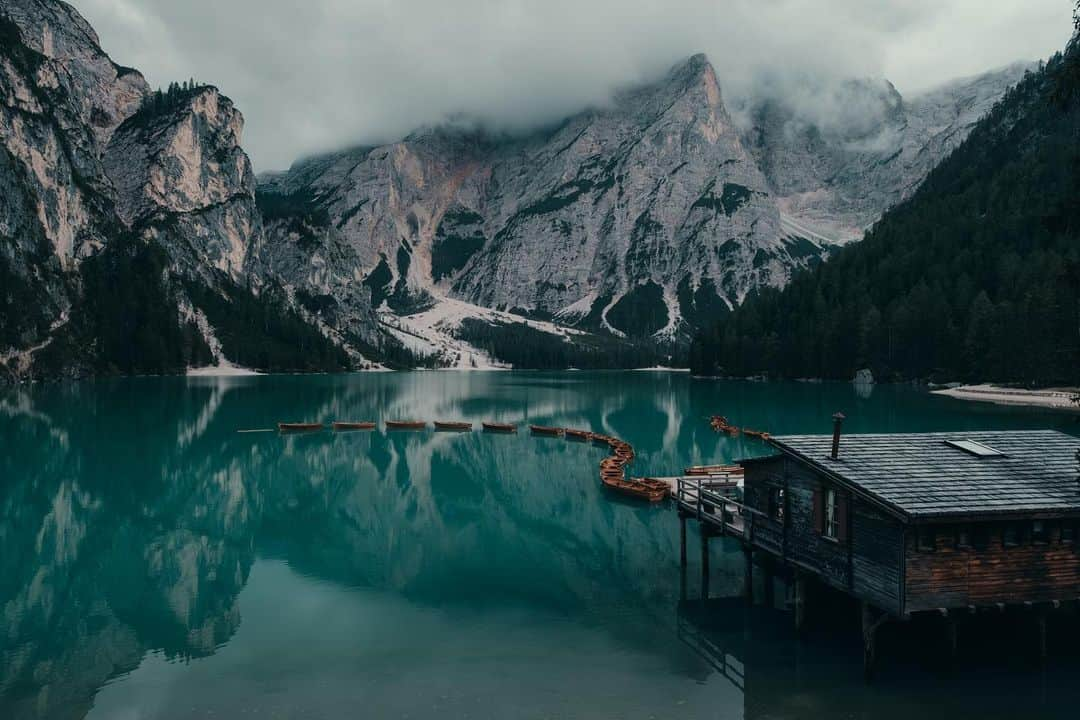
<box><xmin>700</xmin><ymin>531</ymin><xmax>710</xmax><ymax>601</ymax></box>
<box><xmin>743</xmin><ymin>546</ymin><xmax>753</xmax><ymax>604</ymax></box>
<box><xmin>679</xmin><ymin>515</ymin><xmax>687</xmax><ymax>568</ymax></box>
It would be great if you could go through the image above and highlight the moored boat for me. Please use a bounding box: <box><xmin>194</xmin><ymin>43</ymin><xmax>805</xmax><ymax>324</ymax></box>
<box><xmin>529</xmin><ymin>425</ymin><xmax>564</xmax><ymax>437</ymax></box>
<box><xmin>386</xmin><ymin>420</ymin><xmax>427</xmax><ymax>430</ymax></box>
<box><xmin>331</xmin><ymin>421</ymin><xmax>376</xmax><ymax>431</ymax></box>
<box><xmin>684</xmin><ymin>464</ymin><xmax>744</xmax><ymax>476</ymax></box>
<box><xmin>600</xmin><ymin>474</ymin><xmax>667</xmax><ymax>503</ymax></box>
<box><xmin>636</xmin><ymin>477</ymin><xmax>671</xmax><ymax>495</ymax></box>
<box><xmin>565</xmin><ymin>428</ymin><xmax>593</xmax><ymax>441</ymax></box>
<box><xmin>482</xmin><ymin>421</ymin><xmax>517</xmax><ymax>433</ymax></box>
<box><xmin>278</xmin><ymin>422</ymin><xmax>323</xmax><ymax>432</ymax></box>
<box><xmin>434</xmin><ymin>421</ymin><xmax>472</xmax><ymax>431</ymax></box>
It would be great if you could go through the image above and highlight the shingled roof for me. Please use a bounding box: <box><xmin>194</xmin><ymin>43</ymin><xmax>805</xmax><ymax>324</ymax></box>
<box><xmin>768</xmin><ymin>430</ymin><xmax>1080</xmax><ymax>520</ymax></box>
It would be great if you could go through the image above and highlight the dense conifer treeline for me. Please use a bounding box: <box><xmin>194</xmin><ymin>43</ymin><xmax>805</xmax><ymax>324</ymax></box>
<box><xmin>690</xmin><ymin>40</ymin><xmax>1080</xmax><ymax>386</ymax></box>
<box><xmin>455</xmin><ymin>318</ymin><xmax>664</xmax><ymax>369</ymax></box>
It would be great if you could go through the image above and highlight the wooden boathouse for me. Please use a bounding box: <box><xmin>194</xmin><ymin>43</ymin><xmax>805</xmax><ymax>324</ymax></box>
<box><xmin>676</xmin><ymin>420</ymin><xmax>1080</xmax><ymax>676</ymax></box>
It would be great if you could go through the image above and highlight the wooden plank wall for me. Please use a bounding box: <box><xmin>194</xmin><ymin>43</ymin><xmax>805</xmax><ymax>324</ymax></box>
<box><xmin>905</xmin><ymin>525</ymin><xmax>1080</xmax><ymax>612</ymax></box>
<box><xmin>744</xmin><ymin>457</ymin><xmax>906</xmax><ymax>615</ymax></box>
<box><xmin>850</xmin><ymin>504</ymin><xmax>904</xmax><ymax>614</ymax></box>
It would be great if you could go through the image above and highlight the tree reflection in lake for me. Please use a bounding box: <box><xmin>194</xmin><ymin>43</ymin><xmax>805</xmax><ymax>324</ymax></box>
<box><xmin>1</xmin><ymin>373</ymin><xmax>1077</xmax><ymax>719</ymax></box>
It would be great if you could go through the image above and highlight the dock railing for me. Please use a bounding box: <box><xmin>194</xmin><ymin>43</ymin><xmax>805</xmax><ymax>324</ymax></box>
<box><xmin>676</xmin><ymin>475</ymin><xmax>766</xmax><ymax>541</ymax></box>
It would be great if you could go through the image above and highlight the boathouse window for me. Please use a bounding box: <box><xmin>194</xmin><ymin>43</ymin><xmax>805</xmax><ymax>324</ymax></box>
<box><xmin>917</xmin><ymin>527</ymin><xmax>936</xmax><ymax>552</ymax></box>
<box><xmin>955</xmin><ymin>526</ymin><xmax>971</xmax><ymax>549</ymax></box>
<box><xmin>813</xmin><ymin>485</ymin><xmax>846</xmax><ymax>542</ymax></box>
<box><xmin>1031</xmin><ymin>520</ymin><xmax>1048</xmax><ymax>544</ymax></box>
<box><xmin>1003</xmin><ymin>524</ymin><xmax>1020</xmax><ymax>548</ymax></box>
<box><xmin>1061</xmin><ymin>522</ymin><xmax>1076</xmax><ymax>544</ymax></box>
<box><xmin>824</xmin><ymin>488</ymin><xmax>839</xmax><ymax>540</ymax></box>
<box><xmin>769</xmin><ymin>486</ymin><xmax>785</xmax><ymax>523</ymax></box>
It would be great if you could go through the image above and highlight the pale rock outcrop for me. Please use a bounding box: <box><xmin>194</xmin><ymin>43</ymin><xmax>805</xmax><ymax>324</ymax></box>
<box><xmin>1</xmin><ymin>0</ymin><xmax>377</xmax><ymax>378</ymax></box>
<box><xmin>104</xmin><ymin>86</ymin><xmax>260</xmax><ymax>281</ymax></box>
<box><xmin>260</xmin><ymin>55</ymin><xmax>1028</xmax><ymax>342</ymax></box>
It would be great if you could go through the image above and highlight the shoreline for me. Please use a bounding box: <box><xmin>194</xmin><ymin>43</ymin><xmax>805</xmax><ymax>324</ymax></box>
<box><xmin>186</xmin><ymin>362</ymin><xmax>261</xmax><ymax>377</ymax></box>
<box><xmin>933</xmin><ymin>384</ymin><xmax>1079</xmax><ymax>411</ymax></box>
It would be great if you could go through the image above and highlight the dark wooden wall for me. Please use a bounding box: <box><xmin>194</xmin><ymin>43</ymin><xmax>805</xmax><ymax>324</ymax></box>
<box><xmin>744</xmin><ymin>457</ymin><xmax>906</xmax><ymax>615</ymax></box>
<box><xmin>905</xmin><ymin>524</ymin><xmax>1080</xmax><ymax>612</ymax></box>
<box><xmin>850</xmin><ymin>503</ymin><xmax>904</xmax><ymax>614</ymax></box>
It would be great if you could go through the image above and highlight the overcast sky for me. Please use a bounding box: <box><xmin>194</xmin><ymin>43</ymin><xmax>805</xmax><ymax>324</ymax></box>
<box><xmin>73</xmin><ymin>0</ymin><xmax>1075</xmax><ymax>172</ymax></box>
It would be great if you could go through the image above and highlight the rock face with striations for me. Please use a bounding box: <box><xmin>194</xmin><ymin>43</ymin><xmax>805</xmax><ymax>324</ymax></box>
<box><xmin>0</xmin><ymin>0</ymin><xmax>1032</xmax><ymax>375</ymax></box>
<box><xmin>260</xmin><ymin>55</ymin><xmax>816</xmax><ymax>341</ymax></box>
<box><xmin>0</xmin><ymin>0</ymin><xmax>147</xmax><ymax>359</ymax></box>
<box><xmin>734</xmin><ymin>62</ymin><xmax>1035</xmax><ymax>243</ymax></box>
<box><xmin>103</xmin><ymin>86</ymin><xmax>259</xmax><ymax>281</ymax></box>
<box><xmin>259</xmin><ymin>55</ymin><xmax>1030</xmax><ymax>343</ymax></box>
<box><xmin>0</xmin><ymin>0</ymin><xmax>376</xmax><ymax>380</ymax></box>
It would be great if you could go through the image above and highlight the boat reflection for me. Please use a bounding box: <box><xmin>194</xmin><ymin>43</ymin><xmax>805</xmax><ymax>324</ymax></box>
<box><xmin>1</xmin><ymin>373</ymin><xmax>1075</xmax><ymax>719</ymax></box>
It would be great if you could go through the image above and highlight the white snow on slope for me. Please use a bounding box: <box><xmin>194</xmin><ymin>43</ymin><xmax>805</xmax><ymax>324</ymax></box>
<box><xmin>381</xmin><ymin>295</ymin><xmax>591</xmax><ymax>369</ymax></box>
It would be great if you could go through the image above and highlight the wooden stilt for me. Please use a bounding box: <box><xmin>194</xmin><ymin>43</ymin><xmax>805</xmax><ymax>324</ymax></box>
<box><xmin>743</xmin><ymin>545</ymin><xmax>753</xmax><ymax>604</ymax></box>
<box><xmin>700</xmin><ymin>531</ymin><xmax>710</xmax><ymax>601</ymax></box>
<box><xmin>861</xmin><ymin>602</ymin><xmax>890</xmax><ymax>682</ymax></box>
<box><xmin>946</xmin><ymin>615</ymin><xmax>958</xmax><ymax>666</ymax></box>
<box><xmin>862</xmin><ymin>602</ymin><xmax>878</xmax><ymax>682</ymax></box>
<box><xmin>762</xmin><ymin>556</ymin><xmax>775</xmax><ymax>609</ymax></box>
<box><xmin>679</xmin><ymin>515</ymin><xmax>687</xmax><ymax>568</ymax></box>
<box><xmin>1037</xmin><ymin>610</ymin><xmax>1048</xmax><ymax>662</ymax></box>
<box><xmin>793</xmin><ymin>572</ymin><xmax>806</xmax><ymax>633</ymax></box>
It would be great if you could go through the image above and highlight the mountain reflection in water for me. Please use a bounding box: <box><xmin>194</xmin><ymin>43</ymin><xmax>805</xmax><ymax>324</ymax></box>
<box><xmin>1</xmin><ymin>372</ymin><xmax>1077</xmax><ymax>719</ymax></box>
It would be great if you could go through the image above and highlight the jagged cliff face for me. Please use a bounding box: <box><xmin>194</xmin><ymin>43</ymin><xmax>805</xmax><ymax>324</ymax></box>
<box><xmin>260</xmin><ymin>57</ymin><xmax>1028</xmax><ymax>342</ymax></box>
<box><xmin>0</xmin><ymin>0</ymin><xmax>376</xmax><ymax>380</ymax></box>
<box><xmin>0</xmin><ymin>0</ymin><xmax>147</xmax><ymax>361</ymax></box>
<box><xmin>261</xmin><ymin>56</ymin><xmax>820</xmax><ymax>340</ymax></box>
<box><xmin>735</xmin><ymin>62</ymin><xmax>1035</xmax><ymax>243</ymax></box>
<box><xmin>0</xmin><ymin>0</ymin><xmax>1031</xmax><ymax>373</ymax></box>
<box><xmin>104</xmin><ymin>87</ymin><xmax>258</xmax><ymax>281</ymax></box>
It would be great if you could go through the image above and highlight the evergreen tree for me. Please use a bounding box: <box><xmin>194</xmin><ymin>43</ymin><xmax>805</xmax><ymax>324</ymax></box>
<box><xmin>691</xmin><ymin>39</ymin><xmax>1080</xmax><ymax>387</ymax></box>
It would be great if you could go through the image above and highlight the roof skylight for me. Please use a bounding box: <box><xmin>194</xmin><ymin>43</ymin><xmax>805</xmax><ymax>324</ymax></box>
<box><xmin>944</xmin><ymin>439</ymin><xmax>1006</xmax><ymax>457</ymax></box>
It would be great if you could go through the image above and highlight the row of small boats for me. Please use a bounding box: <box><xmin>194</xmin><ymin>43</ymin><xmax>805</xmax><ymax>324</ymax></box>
<box><xmin>580</xmin><ymin>430</ymin><xmax>669</xmax><ymax>503</ymax></box>
<box><xmin>277</xmin><ymin>421</ymin><xmax>562</xmax><ymax>434</ymax></box>
<box><xmin>709</xmin><ymin>415</ymin><xmax>770</xmax><ymax>440</ymax></box>
<box><xmin>276</xmin><ymin>418</ymin><xmax>670</xmax><ymax>504</ymax></box>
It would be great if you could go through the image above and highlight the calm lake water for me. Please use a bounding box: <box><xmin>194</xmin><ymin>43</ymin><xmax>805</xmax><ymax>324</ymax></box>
<box><xmin>2</xmin><ymin>372</ymin><xmax>1079</xmax><ymax>719</ymax></box>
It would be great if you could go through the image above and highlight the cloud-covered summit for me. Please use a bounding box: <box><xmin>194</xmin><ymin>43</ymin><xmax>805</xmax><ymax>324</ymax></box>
<box><xmin>74</xmin><ymin>0</ymin><xmax>1073</xmax><ymax>171</ymax></box>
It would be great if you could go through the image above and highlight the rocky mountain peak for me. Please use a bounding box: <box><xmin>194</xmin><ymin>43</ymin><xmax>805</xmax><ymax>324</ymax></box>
<box><xmin>616</xmin><ymin>52</ymin><xmax>725</xmax><ymax>123</ymax></box>
<box><xmin>658</xmin><ymin>52</ymin><xmax>716</xmax><ymax>92</ymax></box>
<box><xmin>2</xmin><ymin>0</ymin><xmax>149</xmax><ymax>151</ymax></box>
<box><xmin>1</xmin><ymin>0</ymin><xmax>1038</xmax><ymax>376</ymax></box>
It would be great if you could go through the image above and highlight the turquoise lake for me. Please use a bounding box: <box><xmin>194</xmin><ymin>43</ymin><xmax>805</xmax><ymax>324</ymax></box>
<box><xmin>2</xmin><ymin>372</ymin><xmax>1079</xmax><ymax>719</ymax></box>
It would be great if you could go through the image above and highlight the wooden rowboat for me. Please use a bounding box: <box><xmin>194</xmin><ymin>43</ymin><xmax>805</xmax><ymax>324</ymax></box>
<box><xmin>482</xmin><ymin>422</ymin><xmax>517</xmax><ymax>433</ymax></box>
<box><xmin>601</xmin><ymin>475</ymin><xmax>667</xmax><ymax>503</ymax></box>
<box><xmin>529</xmin><ymin>425</ymin><xmax>564</xmax><ymax>437</ymax></box>
<box><xmin>434</xmin><ymin>421</ymin><xmax>472</xmax><ymax>431</ymax></box>
<box><xmin>386</xmin><ymin>420</ymin><xmax>427</xmax><ymax>430</ymax></box>
<box><xmin>685</xmin><ymin>464</ymin><xmax>744</xmax><ymax>476</ymax></box>
<box><xmin>637</xmin><ymin>477</ymin><xmax>671</xmax><ymax>495</ymax></box>
<box><xmin>331</xmin><ymin>421</ymin><xmax>376</xmax><ymax>431</ymax></box>
<box><xmin>565</xmin><ymin>429</ymin><xmax>593</xmax><ymax>441</ymax></box>
<box><xmin>278</xmin><ymin>422</ymin><xmax>323</xmax><ymax>432</ymax></box>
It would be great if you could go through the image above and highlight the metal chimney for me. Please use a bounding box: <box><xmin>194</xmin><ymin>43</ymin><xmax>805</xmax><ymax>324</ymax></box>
<box><xmin>831</xmin><ymin>412</ymin><xmax>846</xmax><ymax>460</ymax></box>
